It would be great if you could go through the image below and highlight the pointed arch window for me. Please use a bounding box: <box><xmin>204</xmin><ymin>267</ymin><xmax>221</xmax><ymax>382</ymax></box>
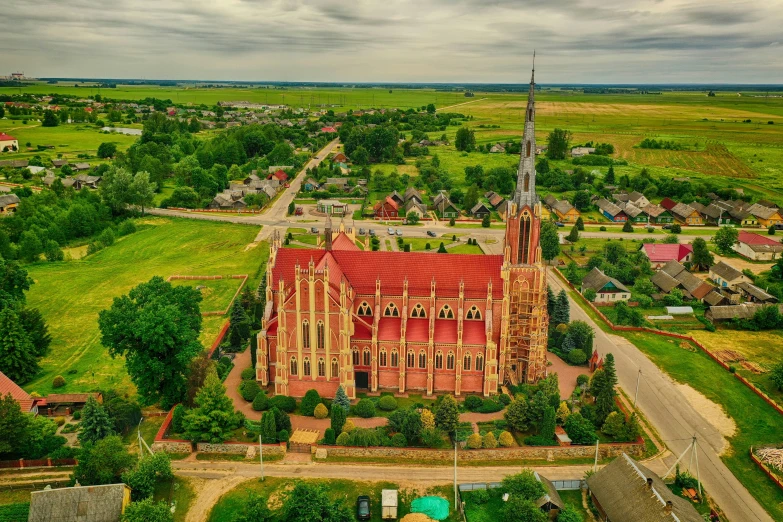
<box><xmin>379</xmin><ymin>349</ymin><xmax>387</xmax><ymax>367</ymax></box>
<box><xmin>358</xmin><ymin>302</ymin><xmax>372</xmax><ymax>316</ymax></box>
<box><xmin>418</xmin><ymin>350</ymin><xmax>426</xmax><ymax>369</ymax></box>
<box><xmin>318</xmin><ymin>357</ymin><xmax>325</xmax><ymax>377</ymax></box>
<box><xmin>407</xmin><ymin>350</ymin><xmax>415</xmax><ymax>368</ymax></box>
<box><xmin>435</xmin><ymin>351</ymin><xmax>443</xmax><ymax>370</ymax></box>
<box><xmin>463</xmin><ymin>353</ymin><xmax>471</xmax><ymax>371</ymax></box>
<box><xmin>476</xmin><ymin>353</ymin><xmax>484</xmax><ymax>372</ymax></box>
<box><xmin>352</xmin><ymin>347</ymin><xmax>359</xmax><ymax>366</ymax></box>
<box><xmin>523</xmin><ymin>173</ymin><xmax>530</xmax><ymax>192</ymax></box>
<box><xmin>290</xmin><ymin>356</ymin><xmax>298</xmax><ymax>376</ymax></box>
<box><xmin>316</xmin><ymin>321</ymin><xmax>325</xmax><ymax>350</ymax></box>
<box><xmin>526</xmin><ymin>140</ymin><xmax>531</xmax><ymax>158</ymax></box>
<box><xmin>438</xmin><ymin>305</ymin><xmax>454</xmax><ymax>319</ymax></box>
<box><xmin>302</xmin><ymin>320</ymin><xmax>310</xmax><ymax>349</ymax></box>
<box><xmin>363</xmin><ymin>348</ymin><xmax>371</xmax><ymax>366</ymax></box>
<box><xmin>384</xmin><ymin>303</ymin><xmax>400</xmax><ymax>317</ymax></box>
<box><xmin>391</xmin><ymin>349</ymin><xmax>399</xmax><ymax>368</ymax></box>
<box><xmin>528</xmin><ymin>108</ymin><xmax>533</xmax><ymax>122</ymax></box>
<box><xmin>411</xmin><ymin>303</ymin><xmax>426</xmax><ymax>318</ymax></box>
<box><xmin>447</xmin><ymin>351</ymin><xmax>455</xmax><ymax>370</ymax></box>
<box><xmin>303</xmin><ymin>357</ymin><xmax>311</xmax><ymax>376</ymax></box>
<box><xmin>331</xmin><ymin>357</ymin><xmax>339</xmax><ymax>378</ymax></box>
<box><xmin>466</xmin><ymin>306</ymin><xmax>482</xmax><ymax>320</ymax></box>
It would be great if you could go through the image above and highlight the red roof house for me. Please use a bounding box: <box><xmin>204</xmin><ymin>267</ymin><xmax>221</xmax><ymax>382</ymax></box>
<box><xmin>0</xmin><ymin>370</ymin><xmax>37</xmax><ymax>413</ymax></box>
<box><xmin>332</xmin><ymin>153</ymin><xmax>348</xmax><ymax>163</ymax></box>
<box><xmin>321</xmin><ymin>127</ymin><xmax>337</xmax><ymax>133</ymax></box>
<box><xmin>734</xmin><ymin>231</ymin><xmax>783</xmax><ymax>260</ymax></box>
<box><xmin>641</xmin><ymin>243</ymin><xmax>693</xmax><ymax>267</ymax></box>
<box><xmin>373</xmin><ymin>196</ymin><xmax>399</xmax><ymax>218</ymax></box>
<box><xmin>268</xmin><ymin>169</ymin><xmax>288</xmax><ymax>182</ymax></box>
<box><xmin>660</xmin><ymin>198</ymin><xmax>678</xmax><ymax>211</ymax></box>
<box><xmin>0</xmin><ymin>132</ymin><xmax>18</xmax><ymax>142</ymax></box>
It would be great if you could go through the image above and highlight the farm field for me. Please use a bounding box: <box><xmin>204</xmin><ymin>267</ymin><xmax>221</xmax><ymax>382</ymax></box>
<box><xmin>22</xmin><ymin>217</ymin><xmax>267</xmax><ymax>397</ymax></box>
<box><xmin>207</xmin><ymin>477</ymin><xmax>460</xmax><ymax>522</ymax></box>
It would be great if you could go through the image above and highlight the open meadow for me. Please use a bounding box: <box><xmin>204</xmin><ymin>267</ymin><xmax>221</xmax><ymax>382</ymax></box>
<box><xmin>22</xmin><ymin>217</ymin><xmax>267</xmax><ymax>397</ymax></box>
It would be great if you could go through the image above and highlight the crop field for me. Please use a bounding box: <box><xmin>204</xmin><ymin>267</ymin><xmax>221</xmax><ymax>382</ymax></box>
<box><xmin>22</xmin><ymin>217</ymin><xmax>267</xmax><ymax>397</ymax></box>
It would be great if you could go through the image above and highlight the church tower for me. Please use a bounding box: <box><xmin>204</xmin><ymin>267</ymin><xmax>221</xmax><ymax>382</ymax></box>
<box><xmin>501</xmin><ymin>55</ymin><xmax>549</xmax><ymax>386</ymax></box>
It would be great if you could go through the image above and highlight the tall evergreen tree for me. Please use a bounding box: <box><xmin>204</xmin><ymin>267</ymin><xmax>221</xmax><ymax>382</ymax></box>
<box><xmin>0</xmin><ymin>307</ymin><xmax>39</xmax><ymax>384</ymax></box>
<box><xmin>434</xmin><ymin>395</ymin><xmax>460</xmax><ymax>434</ymax></box>
<box><xmin>228</xmin><ymin>299</ymin><xmax>251</xmax><ymax>349</ymax></box>
<box><xmin>546</xmin><ymin>287</ymin><xmax>556</xmax><ymax>317</ymax></box>
<box><xmin>78</xmin><ymin>396</ymin><xmax>115</xmax><ymax>445</ymax></box>
<box><xmin>183</xmin><ymin>369</ymin><xmax>242</xmax><ymax>443</ymax></box>
<box><xmin>333</xmin><ymin>384</ymin><xmax>351</xmax><ymax>413</ymax></box>
<box><xmin>592</xmin><ymin>353</ymin><xmax>618</xmax><ymax>425</ymax></box>
<box><xmin>0</xmin><ymin>393</ymin><xmax>30</xmax><ymax>456</ymax></box>
<box><xmin>261</xmin><ymin>410</ymin><xmax>277</xmax><ymax>443</ymax></box>
<box><xmin>539</xmin><ymin>406</ymin><xmax>556</xmax><ymax>441</ymax></box>
<box><xmin>605</xmin><ymin>165</ymin><xmax>616</xmax><ymax>185</ymax></box>
<box><xmin>552</xmin><ymin>290</ymin><xmax>570</xmax><ymax>325</ymax></box>
<box><xmin>331</xmin><ymin>404</ymin><xmax>347</xmax><ymax>434</ymax></box>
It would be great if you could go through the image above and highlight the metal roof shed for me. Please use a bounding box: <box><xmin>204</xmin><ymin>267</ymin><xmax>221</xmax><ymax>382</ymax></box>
<box><xmin>665</xmin><ymin>306</ymin><xmax>694</xmax><ymax>315</ymax></box>
<box><xmin>382</xmin><ymin>489</ymin><xmax>398</xmax><ymax>519</ymax></box>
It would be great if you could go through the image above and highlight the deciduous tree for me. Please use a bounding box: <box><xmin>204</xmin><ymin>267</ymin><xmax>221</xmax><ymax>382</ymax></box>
<box><xmin>691</xmin><ymin>237</ymin><xmax>714</xmax><ymax>271</ymax></box>
<box><xmin>434</xmin><ymin>395</ymin><xmax>459</xmax><ymax>434</ymax></box>
<box><xmin>73</xmin><ymin>435</ymin><xmax>136</xmax><ymax>486</ymax></box>
<box><xmin>713</xmin><ymin>226</ymin><xmax>739</xmax><ymax>254</ymax></box>
<box><xmin>540</xmin><ymin>221</ymin><xmax>560</xmax><ymax>262</ymax></box>
<box><xmin>546</xmin><ymin>129</ymin><xmax>571</xmax><ymax>160</ymax></box>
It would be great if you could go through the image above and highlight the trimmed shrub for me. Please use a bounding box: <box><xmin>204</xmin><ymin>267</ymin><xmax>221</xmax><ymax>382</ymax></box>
<box><xmin>277</xmin><ymin>429</ymin><xmax>289</xmax><ymax>442</ymax></box>
<box><xmin>269</xmin><ymin>395</ymin><xmax>296</xmax><ymax>412</ymax></box>
<box><xmin>421</xmin><ymin>409</ymin><xmax>436</xmax><ymax>430</ymax></box>
<box><xmin>324</xmin><ymin>428</ymin><xmax>336</xmax><ymax>445</ymax></box>
<box><xmin>498</xmin><ymin>393</ymin><xmax>511</xmax><ymax>406</ymax></box>
<box><xmin>336</xmin><ymin>432</ymin><xmax>351</xmax><ymax>446</ymax></box>
<box><xmin>478</xmin><ymin>399</ymin><xmax>504</xmax><ymax>413</ymax></box>
<box><xmin>567</xmin><ymin>349</ymin><xmax>587</xmax><ymax>365</ymax></box>
<box><xmin>464</xmin><ymin>395</ymin><xmax>483</xmax><ymax>411</ymax></box>
<box><xmin>466</xmin><ymin>433</ymin><xmax>483</xmax><ymax>449</ymax></box>
<box><xmin>576</xmin><ymin>374</ymin><xmax>590</xmax><ymax>387</ymax></box>
<box><xmin>239</xmin><ymin>380</ymin><xmax>261</xmax><ymax>402</ymax></box>
<box><xmin>498</xmin><ymin>431</ymin><xmax>515</xmax><ymax>447</ymax></box>
<box><xmin>314</xmin><ymin>403</ymin><xmax>329</xmax><ymax>419</ymax></box>
<box><xmin>252</xmin><ymin>392</ymin><xmax>269</xmax><ymax>412</ymax></box>
<box><xmin>391</xmin><ymin>433</ymin><xmax>407</xmax><ymax>447</ymax></box>
<box><xmin>54</xmin><ymin>416</ymin><xmax>66</xmax><ymax>427</ymax></box>
<box><xmin>241</xmin><ymin>367</ymin><xmax>255</xmax><ymax>380</ymax></box>
<box><xmin>52</xmin><ymin>375</ymin><xmax>66</xmax><ymax>388</ymax></box>
<box><xmin>354</xmin><ymin>398</ymin><xmax>376</xmax><ymax>418</ymax></box>
<box><xmin>342</xmin><ymin>420</ymin><xmax>356</xmax><ymax>433</ymax></box>
<box><xmin>482</xmin><ymin>432</ymin><xmax>498</xmax><ymax>449</ymax></box>
<box><xmin>300</xmin><ymin>389</ymin><xmax>322</xmax><ymax>417</ymax></box>
<box><xmin>72</xmin><ymin>410</ymin><xmax>82</xmax><ymax>421</ymax></box>
<box><xmin>171</xmin><ymin>404</ymin><xmax>186</xmax><ymax>433</ymax></box>
<box><xmin>378</xmin><ymin>395</ymin><xmax>398</xmax><ymax>411</ymax></box>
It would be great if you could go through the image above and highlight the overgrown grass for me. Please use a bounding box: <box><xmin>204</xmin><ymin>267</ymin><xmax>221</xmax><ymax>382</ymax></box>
<box><xmin>154</xmin><ymin>476</ymin><xmax>195</xmax><ymax>522</ymax></box>
<box><xmin>170</xmin><ymin>277</ymin><xmax>244</xmax><ymax>313</ymax></box>
<box><xmin>22</xmin><ymin>217</ymin><xmax>268</xmax><ymax>397</ymax></box>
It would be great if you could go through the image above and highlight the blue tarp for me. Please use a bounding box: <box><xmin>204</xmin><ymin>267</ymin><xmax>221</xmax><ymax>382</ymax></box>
<box><xmin>411</xmin><ymin>496</ymin><xmax>450</xmax><ymax>521</ymax></box>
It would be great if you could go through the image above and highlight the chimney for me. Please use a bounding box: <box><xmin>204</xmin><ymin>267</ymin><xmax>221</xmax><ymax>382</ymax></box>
<box><xmin>664</xmin><ymin>500</ymin><xmax>673</xmax><ymax>515</ymax></box>
<box><xmin>646</xmin><ymin>478</ymin><xmax>653</xmax><ymax>490</ymax></box>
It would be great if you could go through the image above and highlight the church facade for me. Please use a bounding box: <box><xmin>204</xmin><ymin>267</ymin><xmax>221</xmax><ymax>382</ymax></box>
<box><xmin>255</xmin><ymin>66</ymin><xmax>549</xmax><ymax>399</ymax></box>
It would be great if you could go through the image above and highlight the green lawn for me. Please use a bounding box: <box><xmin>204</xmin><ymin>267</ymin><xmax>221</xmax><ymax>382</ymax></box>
<box><xmin>122</xmin><ymin>414</ymin><xmax>165</xmax><ymax>448</ymax></box>
<box><xmin>154</xmin><ymin>476</ymin><xmax>195</xmax><ymax>522</ymax></box>
<box><xmin>462</xmin><ymin>487</ymin><xmax>588</xmax><ymax>522</ymax></box>
<box><xmin>208</xmin><ymin>477</ymin><xmax>459</xmax><ymax>522</ymax></box>
<box><xmin>170</xmin><ymin>277</ymin><xmax>244</xmax><ymax>313</ymax></box>
<box><xmin>0</xmin><ymin>120</ymin><xmax>137</xmax><ymax>161</ymax></box>
<box><xmin>354</xmin><ymin>392</ymin><xmax>438</xmax><ymax>418</ymax></box>
<box><xmin>23</xmin><ymin>217</ymin><xmax>268</xmax><ymax>397</ymax></box>
<box><xmin>448</xmin><ymin>243</ymin><xmax>484</xmax><ymax>254</ymax></box>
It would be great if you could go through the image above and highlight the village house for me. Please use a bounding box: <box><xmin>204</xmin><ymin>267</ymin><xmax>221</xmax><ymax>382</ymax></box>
<box><xmin>389</xmin><ymin>190</ymin><xmax>405</xmax><ymax>207</ymax></box>
<box><xmin>374</xmin><ymin>196</ymin><xmax>400</xmax><ymax>219</ymax></box>
<box><xmin>268</xmin><ymin>169</ymin><xmax>288</xmax><ymax>183</ymax></box>
<box><xmin>325</xmin><ymin>177</ymin><xmax>350</xmax><ymax>191</ymax></box>
<box><xmin>332</xmin><ymin>152</ymin><xmax>349</xmax><ymax>163</ymax></box>
<box><xmin>489</xmin><ymin>143</ymin><xmax>506</xmax><ymax>153</ymax></box>
<box><xmin>52</xmin><ymin>159</ymin><xmax>68</xmax><ymax>168</ymax></box>
<box><xmin>747</xmin><ymin>203</ymin><xmax>783</xmax><ymax>228</ymax></box>
<box><xmin>596</xmin><ymin>198</ymin><xmax>627</xmax><ymax>222</ymax></box>
<box><xmin>433</xmin><ymin>191</ymin><xmax>460</xmax><ymax>219</ymax></box>
<box><xmin>581</xmin><ymin>267</ymin><xmax>631</xmax><ymax>303</ymax></box>
<box><xmin>0</xmin><ymin>132</ymin><xmax>18</xmax><ymax>152</ymax></box>
<box><xmin>640</xmin><ymin>204</ymin><xmax>673</xmax><ymax>224</ymax></box>
<box><xmin>28</xmin><ymin>483</ymin><xmax>132</xmax><ymax>522</ymax></box>
<box><xmin>404</xmin><ymin>199</ymin><xmax>428</xmax><ymax>219</ymax></box>
<box><xmin>570</xmin><ymin>146</ymin><xmax>595</xmax><ymax>157</ymax></box>
<box><xmin>404</xmin><ymin>187</ymin><xmax>423</xmax><ymax>205</ymax></box>
<box><xmin>641</xmin><ymin>243</ymin><xmax>693</xmax><ymax>268</ymax></box>
<box><xmin>303</xmin><ymin>178</ymin><xmax>321</xmax><ymax>191</ymax></box>
<box><xmin>586</xmin><ymin>454</ymin><xmax>702</xmax><ymax>522</ymax></box>
<box><xmin>551</xmin><ymin>199</ymin><xmax>580</xmax><ymax>223</ymax></box>
<box><xmin>71</xmin><ymin>162</ymin><xmax>91</xmax><ymax>172</ymax></box>
<box><xmin>650</xmin><ymin>260</ymin><xmax>714</xmax><ymax>301</ymax></box>
<box><xmin>618</xmin><ymin>201</ymin><xmax>646</xmax><ymax>223</ymax></box>
<box><xmin>709</xmin><ymin>261</ymin><xmax>751</xmax><ymax>290</ymax></box>
<box><xmin>706</xmin><ymin>303</ymin><xmax>783</xmax><ymax>323</ymax></box>
<box><xmin>470</xmin><ymin>202</ymin><xmax>492</xmax><ymax>219</ymax></box>
<box><xmin>0</xmin><ymin>370</ymin><xmax>38</xmax><ymax>413</ymax></box>
<box><xmin>690</xmin><ymin>202</ymin><xmax>732</xmax><ymax>225</ymax></box>
<box><xmin>660</xmin><ymin>198</ymin><xmax>702</xmax><ymax>226</ymax></box>
<box><xmin>736</xmin><ymin>282</ymin><xmax>778</xmax><ymax>304</ymax></box>
<box><xmin>0</xmin><ymin>193</ymin><xmax>20</xmax><ymax>214</ymax></box>
<box><xmin>73</xmin><ymin>174</ymin><xmax>102</xmax><ymax>190</ymax></box>
<box><xmin>734</xmin><ymin>231</ymin><xmax>783</xmax><ymax>261</ymax></box>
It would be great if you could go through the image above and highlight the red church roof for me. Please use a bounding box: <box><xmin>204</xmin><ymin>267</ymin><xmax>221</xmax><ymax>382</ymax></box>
<box><xmin>331</xmin><ymin>232</ymin><xmax>360</xmax><ymax>251</ymax></box>
<box><xmin>0</xmin><ymin>370</ymin><xmax>35</xmax><ymax>413</ymax></box>
<box><xmin>642</xmin><ymin>243</ymin><xmax>693</xmax><ymax>263</ymax></box>
<box><xmin>271</xmin><ymin>248</ymin><xmax>504</xmax><ymax>299</ymax></box>
<box><xmin>739</xmin><ymin>231</ymin><xmax>781</xmax><ymax>246</ymax></box>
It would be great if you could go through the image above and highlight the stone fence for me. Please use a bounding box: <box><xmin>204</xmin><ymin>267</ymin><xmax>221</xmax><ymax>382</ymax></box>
<box><xmin>151</xmin><ymin>441</ymin><xmax>193</xmax><ymax>454</ymax></box>
<box><xmin>318</xmin><ymin>440</ymin><xmax>643</xmax><ymax>462</ymax></box>
<box><xmin>196</xmin><ymin>442</ymin><xmax>286</xmax><ymax>457</ymax></box>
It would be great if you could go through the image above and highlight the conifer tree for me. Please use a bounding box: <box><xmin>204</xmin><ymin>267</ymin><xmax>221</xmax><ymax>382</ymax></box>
<box><xmin>566</xmin><ymin>225</ymin><xmax>579</xmax><ymax>243</ymax></box>
<box><xmin>331</xmin><ymin>403</ymin><xmax>347</xmax><ymax>434</ymax></box>
<box><xmin>552</xmin><ymin>290</ymin><xmax>570</xmax><ymax>325</ymax></box>
<box><xmin>228</xmin><ymin>299</ymin><xmax>251</xmax><ymax>349</ymax></box>
<box><xmin>592</xmin><ymin>353</ymin><xmax>618</xmax><ymax>425</ymax></box>
<box><xmin>434</xmin><ymin>395</ymin><xmax>459</xmax><ymax>434</ymax></box>
<box><xmin>183</xmin><ymin>369</ymin><xmax>241</xmax><ymax>443</ymax></box>
<box><xmin>0</xmin><ymin>307</ymin><xmax>39</xmax><ymax>384</ymax></box>
<box><xmin>547</xmin><ymin>287</ymin><xmax>556</xmax><ymax>317</ymax></box>
<box><xmin>333</xmin><ymin>384</ymin><xmax>351</xmax><ymax>412</ymax></box>
<box><xmin>539</xmin><ymin>406</ymin><xmax>556</xmax><ymax>441</ymax></box>
<box><xmin>261</xmin><ymin>410</ymin><xmax>277</xmax><ymax>443</ymax></box>
<box><xmin>605</xmin><ymin>165</ymin><xmax>616</xmax><ymax>185</ymax></box>
<box><xmin>78</xmin><ymin>396</ymin><xmax>115</xmax><ymax>445</ymax></box>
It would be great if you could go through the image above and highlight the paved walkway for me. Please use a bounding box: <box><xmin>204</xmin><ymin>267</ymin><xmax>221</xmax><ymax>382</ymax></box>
<box><xmin>547</xmin><ymin>353</ymin><xmax>590</xmax><ymax>398</ymax></box>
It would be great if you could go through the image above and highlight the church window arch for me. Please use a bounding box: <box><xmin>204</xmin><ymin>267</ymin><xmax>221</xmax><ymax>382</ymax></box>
<box><xmin>316</xmin><ymin>321</ymin><xmax>324</xmax><ymax>350</ymax></box>
<box><xmin>391</xmin><ymin>349</ymin><xmax>399</xmax><ymax>368</ymax></box>
<box><xmin>528</xmin><ymin>108</ymin><xmax>533</xmax><ymax>121</ymax></box>
<box><xmin>352</xmin><ymin>347</ymin><xmax>359</xmax><ymax>366</ymax></box>
<box><xmin>384</xmin><ymin>303</ymin><xmax>400</xmax><ymax>317</ymax></box>
<box><xmin>447</xmin><ymin>351</ymin><xmax>455</xmax><ymax>370</ymax></box>
<box><xmin>463</xmin><ymin>353</ymin><xmax>471</xmax><ymax>371</ymax></box>
<box><xmin>363</xmin><ymin>348</ymin><xmax>371</xmax><ymax>366</ymax></box>
<box><xmin>290</xmin><ymin>356</ymin><xmax>298</xmax><ymax>376</ymax></box>
<box><xmin>407</xmin><ymin>350</ymin><xmax>415</xmax><ymax>368</ymax></box>
<box><xmin>318</xmin><ymin>358</ymin><xmax>325</xmax><ymax>377</ymax></box>
<box><xmin>379</xmin><ymin>349</ymin><xmax>387</xmax><ymax>367</ymax></box>
<box><xmin>303</xmin><ymin>357</ymin><xmax>311</xmax><ymax>376</ymax></box>
<box><xmin>357</xmin><ymin>302</ymin><xmax>372</xmax><ymax>316</ymax></box>
<box><xmin>331</xmin><ymin>357</ymin><xmax>339</xmax><ymax>378</ymax></box>
<box><xmin>526</xmin><ymin>140</ymin><xmax>531</xmax><ymax>157</ymax></box>
<box><xmin>302</xmin><ymin>320</ymin><xmax>310</xmax><ymax>349</ymax></box>
<box><xmin>411</xmin><ymin>303</ymin><xmax>426</xmax><ymax>318</ymax></box>
<box><xmin>438</xmin><ymin>304</ymin><xmax>454</xmax><ymax>319</ymax></box>
<box><xmin>524</xmin><ymin>173</ymin><xmax>530</xmax><ymax>192</ymax></box>
<box><xmin>419</xmin><ymin>350</ymin><xmax>426</xmax><ymax>368</ymax></box>
<box><xmin>476</xmin><ymin>353</ymin><xmax>484</xmax><ymax>372</ymax></box>
<box><xmin>435</xmin><ymin>351</ymin><xmax>443</xmax><ymax>369</ymax></box>
<box><xmin>466</xmin><ymin>306</ymin><xmax>482</xmax><ymax>320</ymax></box>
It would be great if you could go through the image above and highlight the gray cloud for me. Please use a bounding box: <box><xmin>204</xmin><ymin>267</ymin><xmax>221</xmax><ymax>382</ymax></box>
<box><xmin>0</xmin><ymin>0</ymin><xmax>780</xmax><ymax>82</ymax></box>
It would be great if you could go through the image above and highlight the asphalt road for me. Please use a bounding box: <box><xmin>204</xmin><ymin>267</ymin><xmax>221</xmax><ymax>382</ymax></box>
<box><xmin>547</xmin><ymin>268</ymin><xmax>772</xmax><ymax>522</ymax></box>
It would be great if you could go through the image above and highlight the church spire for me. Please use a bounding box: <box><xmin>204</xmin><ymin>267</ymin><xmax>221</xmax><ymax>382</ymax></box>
<box><xmin>512</xmin><ymin>53</ymin><xmax>538</xmax><ymax>210</ymax></box>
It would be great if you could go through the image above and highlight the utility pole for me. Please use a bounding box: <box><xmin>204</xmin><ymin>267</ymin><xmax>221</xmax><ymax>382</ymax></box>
<box><xmin>454</xmin><ymin>441</ymin><xmax>458</xmax><ymax>508</ymax></box>
<box><xmin>634</xmin><ymin>369</ymin><xmax>642</xmax><ymax>407</ymax></box>
<box><xmin>259</xmin><ymin>435</ymin><xmax>265</xmax><ymax>481</ymax></box>
<box><xmin>593</xmin><ymin>439</ymin><xmax>599</xmax><ymax>472</ymax></box>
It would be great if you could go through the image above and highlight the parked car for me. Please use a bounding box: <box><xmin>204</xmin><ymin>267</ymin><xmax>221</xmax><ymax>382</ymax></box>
<box><xmin>774</xmin><ymin>223</ymin><xmax>783</xmax><ymax>231</ymax></box>
<box><xmin>555</xmin><ymin>222</ymin><xmax>565</xmax><ymax>227</ymax></box>
<box><xmin>356</xmin><ymin>496</ymin><xmax>371</xmax><ymax>521</ymax></box>
<box><xmin>359</xmin><ymin>228</ymin><xmax>366</xmax><ymax>235</ymax></box>
<box><xmin>369</xmin><ymin>229</ymin><xmax>377</xmax><ymax>237</ymax></box>
<box><xmin>294</xmin><ymin>207</ymin><xmax>303</xmax><ymax>216</ymax></box>
<box><xmin>427</xmin><ymin>230</ymin><xmax>437</xmax><ymax>237</ymax></box>
<box><xmin>388</xmin><ymin>227</ymin><xmax>395</xmax><ymax>235</ymax></box>
<box><xmin>662</xmin><ymin>224</ymin><xmax>672</xmax><ymax>230</ymax></box>
<box><xmin>396</xmin><ymin>229</ymin><xmax>403</xmax><ymax>236</ymax></box>
<box><xmin>310</xmin><ymin>227</ymin><xmax>319</xmax><ymax>233</ymax></box>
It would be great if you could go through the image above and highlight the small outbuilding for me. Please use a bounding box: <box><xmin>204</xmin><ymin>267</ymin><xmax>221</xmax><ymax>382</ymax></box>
<box><xmin>28</xmin><ymin>483</ymin><xmax>132</xmax><ymax>522</ymax></box>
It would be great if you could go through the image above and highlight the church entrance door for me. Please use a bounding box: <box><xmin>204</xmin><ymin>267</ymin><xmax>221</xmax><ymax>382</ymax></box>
<box><xmin>355</xmin><ymin>371</ymin><xmax>369</xmax><ymax>389</ymax></box>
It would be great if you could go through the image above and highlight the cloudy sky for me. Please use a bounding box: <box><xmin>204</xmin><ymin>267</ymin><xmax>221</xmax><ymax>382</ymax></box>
<box><xmin>1</xmin><ymin>0</ymin><xmax>781</xmax><ymax>83</ymax></box>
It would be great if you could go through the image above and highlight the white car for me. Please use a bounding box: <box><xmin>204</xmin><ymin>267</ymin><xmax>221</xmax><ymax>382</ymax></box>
<box><xmin>388</xmin><ymin>227</ymin><xmax>395</xmax><ymax>235</ymax></box>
